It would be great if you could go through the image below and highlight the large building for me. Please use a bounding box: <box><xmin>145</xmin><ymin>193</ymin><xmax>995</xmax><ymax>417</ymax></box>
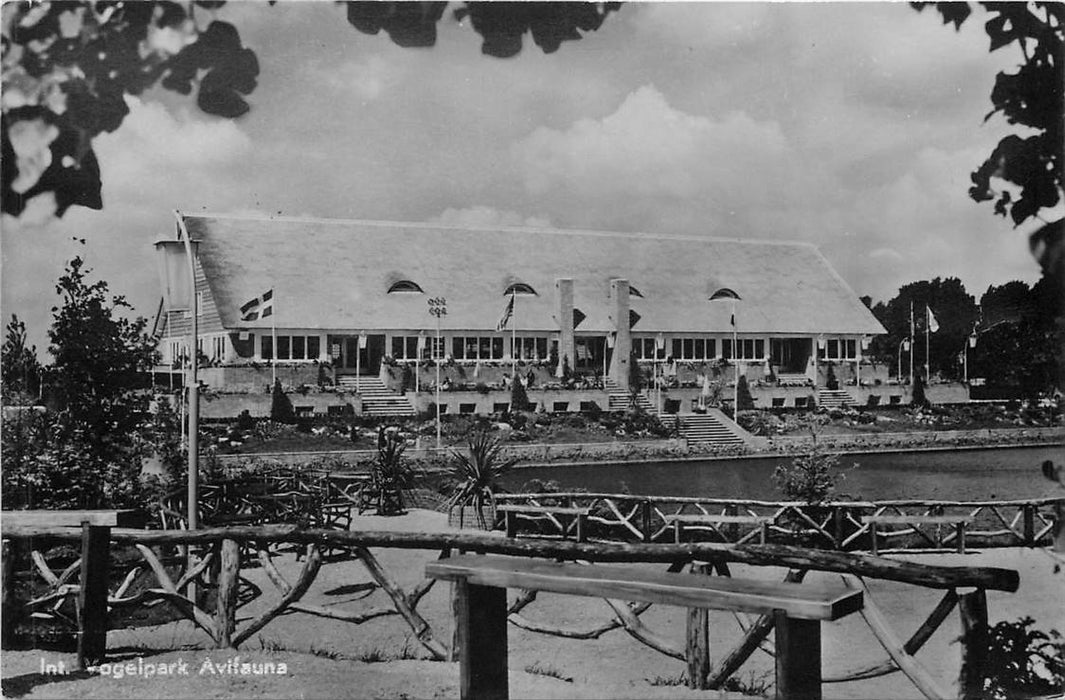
<box><xmin>154</xmin><ymin>213</ymin><xmax>887</xmax><ymax>415</ymax></box>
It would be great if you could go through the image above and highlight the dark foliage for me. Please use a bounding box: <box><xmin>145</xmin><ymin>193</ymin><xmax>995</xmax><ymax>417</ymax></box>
<box><xmin>510</xmin><ymin>374</ymin><xmax>531</xmax><ymax>411</ymax></box>
<box><xmin>1</xmin><ymin>315</ymin><xmax>42</xmax><ymax>403</ymax></box>
<box><xmin>269</xmin><ymin>380</ymin><xmax>296</xmax><ymax>424</ymax></box>
<box><xmin>977</xmin><ymin>616</ymin><xmax>1064</xmax><ymax>699</ymax></box>
<box><xmin>911</xmin><ymin>373</ymin><xmax>929</xmax><ymax>407</ymax></box>
<box><xmin>736</xmin><ymin>375</ymin><xmax>755</xmax><ymax>410</ymax></box>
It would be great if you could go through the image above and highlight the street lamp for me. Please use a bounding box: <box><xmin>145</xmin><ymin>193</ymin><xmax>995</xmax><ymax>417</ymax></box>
<box><xmin>655</xmin><ymin>333</ymin><xmax>665</xmax><ymax>415</ymax></box>
<box><xmin>897</xmin><ymin>337</ymin><xmax>910</xmax><ymax>384</ymax></box>
<box><xmin>428</xmin><ymin>297</ymin><xmax>447</xmax><ymax>449</ymax></box>
<box><xmin>154</xmin><ymin>214</ymin><xmax>200</xmax><ymax>535</ymax></box>
<box><xmin>709</xmin><ymin>288</ymin><xmax>741</xmax><ymax>418</ymax></box>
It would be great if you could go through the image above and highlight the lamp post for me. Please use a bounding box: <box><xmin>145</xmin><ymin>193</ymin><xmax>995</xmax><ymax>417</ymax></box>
<box><xmin>709</xmin><ymin>288</ymin><xmax>741</xmax><ymax>418</ymax></box>
<box><xmin>154</xmin><ymin>222</ymin><xmax>200</xmax><ymax>535</ymax></box>
<box><xmin>428</xmin><ymin>297</ymin><xmax>447</xmax><ymax>449</ymax></box>
<box><xmin>655</xmin><ymin>333</ymin><xmax>664</xmax><ymax>414</ymax></box>
<box><xmin>897</xmin><ymin>337</ymin><xmax>910</xmax><ymax>384</ymax></box>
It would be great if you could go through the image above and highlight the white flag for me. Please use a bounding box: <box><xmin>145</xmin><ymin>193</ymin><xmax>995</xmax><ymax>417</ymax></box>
<box><xmin>926</xmin><ymin>306</ymin><xmax>939</xmax><ymax>333</ymax></box>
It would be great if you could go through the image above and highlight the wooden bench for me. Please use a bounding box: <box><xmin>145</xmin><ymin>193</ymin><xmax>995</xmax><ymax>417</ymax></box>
<box><xmin>665</xmin><ymin>514</ymin><xmax>773</xmax><ymax>544</ymax></box>
<box><xmin>866</xmin><ymin>514</ymin><xmax>973</xmax><ymax>555</ymax></box>
<box><xmin>426</xmin><ymin>554</ymin><xmax>863</xmax><ymax>700</ymax></box>
<box><xmin>496</xmin><ymin>504</ymin><xmax>591</xmax><ymax>542</ymax></box>
<box><xmin>1</xmin><ymin>510</ymin><xmax>139</xmax><ymax>669</ymax></box>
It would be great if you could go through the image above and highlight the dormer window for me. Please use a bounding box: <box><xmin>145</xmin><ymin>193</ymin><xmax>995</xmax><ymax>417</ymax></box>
<box><xmin>388</xmin><ymin>280</ymin><xmax>424</xmax><ymax>294</ymax></box>
<box><xmin>503</xmin><ymin>282</ymin><xmax>537</xmax><ymax>296</ymax></box>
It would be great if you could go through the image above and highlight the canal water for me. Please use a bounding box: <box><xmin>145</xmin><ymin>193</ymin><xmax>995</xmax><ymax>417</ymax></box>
<box><xmin>503</xmin><ymin>444</ymin><xmax>1064</xmax><ymax>501</ymax></box>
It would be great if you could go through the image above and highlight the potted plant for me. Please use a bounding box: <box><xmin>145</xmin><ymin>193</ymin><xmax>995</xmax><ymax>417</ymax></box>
<box><xmin>446</xmin><ymin>428</ymin><xmax>518</xmax><ymax>529</ymax></box>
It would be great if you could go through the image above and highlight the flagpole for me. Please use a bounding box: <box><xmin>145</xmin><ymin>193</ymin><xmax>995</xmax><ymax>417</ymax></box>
<box><xmin>909</xmin><ymin>301</ymin><xmax>914</xmax><ymax>386</ymax></box>
<box><xmin>511</xmin><ymin>289</ymin><xmax>517</xmax><ymax>378</ymax></box>
<box><xmin>732</xmin><ymin>300</ymin><xmax>738</xmax><ymax>417</ymax></box>
<box><xmin>271</xmin><ymin>302</ymin><xmax>277</xmax><ymax>388</ymax></box>
<box><xmin>925</xmin><ymin>304</ymin><xmax>930</xmax><ymax>383</ymax></box>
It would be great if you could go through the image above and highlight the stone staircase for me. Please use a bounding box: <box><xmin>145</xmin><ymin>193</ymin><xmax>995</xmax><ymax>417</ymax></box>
<box><xmin>818</xmin><ymin>388</ymin><xmax>856</xmax><ymax>408</ymax></box>
<box><xmin>337</xmin><ymin>375</ymin><xmax>414</xmax><ymax>417</ymax></box>
<box><xmin>677</xmin><ymin>412</ymin><xmax>746</xmax><ymax>447</ymax></box>
<box><xmin>604</xmin><ymin>379</ymin><xmax>657</xmax><ymax>414</ymax></box>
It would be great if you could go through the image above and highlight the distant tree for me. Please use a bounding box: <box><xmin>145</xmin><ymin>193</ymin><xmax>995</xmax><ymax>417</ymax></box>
<box><xmin>269</xmin><ymin>379</ymin><xmax>295</xmax><ymax>424</ymax></box>
<box><xmin>1</xmin><ymin>315</ymin><xmax>42</xmax><ymax>403</ymax></box>
<box><xmin>867</xmin><ymin>277</ymin><xmax>979</xmax><ymax>380</ymax></box>
<box><xmin>3</xmin><ymin>256</ymin><xmax>160</xmax><ymax>510</ymax></box>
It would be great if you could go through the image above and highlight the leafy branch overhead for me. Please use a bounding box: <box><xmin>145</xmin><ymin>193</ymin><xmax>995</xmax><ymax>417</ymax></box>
<box><xmin>913</xmin><ymin>2</ymin><xmax>1064</xmax><ymax>227</ymax></box>
<box><xmin>1</xmin><ymin>1</ymin><xmax>619</xmax><ymax>219</ymax></box>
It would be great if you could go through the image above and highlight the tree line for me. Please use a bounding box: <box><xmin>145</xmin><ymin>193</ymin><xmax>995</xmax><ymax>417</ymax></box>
<box><xmin>864</xmin><ymin>275</ymin><xmax>1059</xmax><ymax>397</ymax></box>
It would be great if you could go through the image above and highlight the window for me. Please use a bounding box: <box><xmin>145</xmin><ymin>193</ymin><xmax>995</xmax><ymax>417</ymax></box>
<box><xmin>818</xmin><ymin>338</ymin><xmax>858</xmax><ymax>360</ymax></box>
<box><xmin>452</xmin><ymin>335</ymin><xmax>507</xmax><ymax>361</ymax></box>
<box><xmin>391</xmin><ymin>335</ymin><xmax>428</xmax><ymax>361</ymax></box>
<box><xmin>196</xmin><ymin>291</ymin><xmax>204</xmax><ymax>317</ymax></box>
<box><xmin>723</xmin><ymin>338</ymin><xmax>765</xmax><ymax>360</ymax></box>
<box><xmin>387</xmin><ymin>280</ymin><xmax>424</xmax><ymax>294</ymax></box>
<box><xmin>511</xmin><ymin>336</ymin><xmax>548</xmax><ymax>360</ymax></box>
<box><xmin>262</xmin><ymin>334</ymin><xmax>321</xmax><ymax>360</ymax></box>
<box><xmin>670</xmin><ymin>337</ymin><xmax>716</xmax><ymax>361</ymax></box>
<box><xmin>503</xmin><ymin>282</ymin><xmax>537</xmax><ymax>296</ymax></box>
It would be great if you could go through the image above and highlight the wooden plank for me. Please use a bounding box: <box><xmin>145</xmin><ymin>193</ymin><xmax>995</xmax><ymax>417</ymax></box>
<box><xmin>666</xmin><ymin>514</ymin><xmax>772</xmax><ymax>524</ymax></box>
<box><xmin>685</xmin><ymin>563</ymin><xmax>710</xmax><ymax>689</ymax></box>
<box><xmin>455</xmin><ymin>579</ymin><xmax>508</xmax><ymax>700</ymax></box>
<box><xmin>3</xmin><ymin>510</ymin><xmax>141</xmax><ymax>528</ymax></box>
<box><xmin>865</xmin><ymin>515</ymin><xmax>972</xmax><ymax>525</ymax></box>
<box><xmin>7</xmin><ymin>526</ymin><xmax>1021</xmax><ymax>592</ymax></box>
<box><xmin>215</xmin><ymin>539</ymin><xmax>240</xmax><ymax>648</ymax></box>
<box><xmin>775</xmin><ymin>613</ymin><xmax>821</xmax><ymax>700</ymax></box>
<box><xmin>495</xmin><ymin>505</ymin><xmax>590</xmax><ymax>515</ymax></box>
<box><xmin>77</xmin><ymin>524</ymin><xmax>111</xmax><ymax>669</ymax></box>
<box><xmin>426</xmin><ymin>555</ymin><xmax>863</xmax><ymax>621</ymax></box>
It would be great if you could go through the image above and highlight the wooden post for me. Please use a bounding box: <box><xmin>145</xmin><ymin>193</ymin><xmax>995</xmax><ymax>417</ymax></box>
<box><xmin>505</xmin><ymin>511</ymin><xmax>516</xmax><ymax>539</ymax></box>
<box><xmin>576</xmin><ymin>513</ymin><xmax>586</xmax><ymax>544</ymax></box>
<box><xmin>77</xmin><ymin>523</ymin><xmax>111</xmax><ymax>669</ymax></box>
<box><xmin>956</xmin><ymin>522</ymin><xmax>966</xmax><ymax>555</ymax></box>
<box><xmin>673</xmin><ymin>519</ymin><xmax>683</xmax><ymax>544</ymax></box>
<box><xmin>641</xmin><ymin>500</ymin><xmax>653</xmax><ymax>543</ymax></box>
<box><xmin>215</xmin><ymin>538</ymin><xmax>240</xmax><ymax>648</ymax></box>
<box><xmin>726</xmin><ymin>504</ymin><xmax>738</xmax><ymax>542</ymax></box>
<box><xmin>1022</xmin><ymin>505</ymin><xmax>1035</xmax><ymax>546</ymax></box>
<box><xmin>833</xmin><ymin>507</ymin><xmax>844</xmax><ymax>549</ymax></box>
<box><xmin>2</xmin><ymin>539</ymin><xmax>16</xmax><ymax>649</ymax></box>
<box><xmin>958</xmin><ymin>589</ymin><xmax>988</xmax><ymax>699</ymax></box>
<box><xmin>774</xmin><ymin>613</ymin><xmax>821</xmax><ymax>700</ymax></box>
<box><xmin>685</xmin><ymin>563</ymin><xmax>710</xmax><ymax>689</ymax></box>
<box><xmin>869</xmin><ymin>521</ymin><xmax>879</xmax><ymax>556</ymax></box>
<box><xmin>454</xmin><ymin>579</ymin><xmax>508</xmax><ymax>700</ymax></box>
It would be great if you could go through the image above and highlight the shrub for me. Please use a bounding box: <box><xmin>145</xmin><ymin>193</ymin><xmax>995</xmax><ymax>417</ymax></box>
<box><xmin>270</xmin><ymin>380</ymin><xmax>296</xmax><ymax>424</ymax></box>
<box><xmin>446</xmin><ymin>428</ymin><xmax>518</xmax><ymax>528</ymax></box>
<box><xmin>736</xmin><ymin>375</ymin><xmax>755</xmax><ymax>410</ymax></box>
<box><xmin>235</xmin><ymin>409</ymin><xmax>256</xmax><ymax>432</ymax></box>
<box><xmin>510</xmin><ymin>375</ymin><xmax>531</xmax><ymax>411</ymax></box>
<box><xmin>980</xmin><ymin>617</ymin><xmax>1064</xmax><ymax>699</ymax></box>
<box><xmin>474</xmin><ymin>381</ymin><xmax>490</xmax><ymax>395</ymax></box>
<box><xmin>773</xmin><ymin>437</ymin><xmax>849</xmax><ymax>505</ymax></box>
<box><xmin>911</xmin><ymin>373</ymin><xmax>929</xmax><ymax>407</ymax></box>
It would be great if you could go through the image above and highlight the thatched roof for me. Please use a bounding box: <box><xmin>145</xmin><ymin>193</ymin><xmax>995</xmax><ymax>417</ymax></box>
<box><xmin>181</xmin><ymin>214</ymin><xmax>884</xmax><ymax>336</ymax></box>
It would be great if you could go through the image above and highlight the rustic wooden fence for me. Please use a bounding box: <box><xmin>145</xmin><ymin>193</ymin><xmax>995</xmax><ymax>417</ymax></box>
<box><xmin>494</xmin><ymin>493</ymin><xmax>1061</xmax><ymax>551</ymax></box>
<box><xmin>1</xmin><ymin>524</ymin><xmax>1020</xmax><ymax>699</ymax></box>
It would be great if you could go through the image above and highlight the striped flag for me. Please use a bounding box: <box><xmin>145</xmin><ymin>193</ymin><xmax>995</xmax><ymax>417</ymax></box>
<box><xmin>241</xmin><ymin>289</ymin><xmax>274</xmax><ymax>322</ymax></box>
<box><xmin>495</xmin><ymin>295</ymin><xmax>514</xmax><ymax>332</ymax></box>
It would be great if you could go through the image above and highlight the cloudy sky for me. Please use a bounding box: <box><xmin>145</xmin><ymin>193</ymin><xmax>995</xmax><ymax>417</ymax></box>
<box><xmin>1</xmin><ymin>1</ymin><xmax>1047</xmax><ymax>353</ymax></box>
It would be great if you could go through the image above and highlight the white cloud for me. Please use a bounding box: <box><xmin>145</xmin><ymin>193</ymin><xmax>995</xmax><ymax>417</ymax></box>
<box><xmin>869</xmin><ymin>247</ymin><xmax>905</xmax><ymax>262</ymax></box>
<box><xmin>97</xmin><ymin>96</ymin><xmax>251</xmax><ymax>172</ymax></box>
<box><xmin>513</xmin><ymin>85</ymin><xmax>795</xmax><ymax>203</ymax></box>
<box><xmin>430</xmin><ymin>206</ymin><xmax>552</xmax><ymax>229</ymax></box>
<box><xmin>324</xmin><ymin>55</ymin><xmax>393</xmax><ymax>102</ymax></box>
<box><xmin>633</xmin><ymin>3</ymin><xmax>772</xmax><ymax>49</ymax></box>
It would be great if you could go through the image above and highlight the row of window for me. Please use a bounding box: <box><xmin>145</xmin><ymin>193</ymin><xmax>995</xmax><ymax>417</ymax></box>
<box><xmin>261</xmin><ymin>335</ymin><xmax>321</xmax><ymax>361</ymax></box>
<box><xmin>386</xmin><ymin>282</ymin><xmax>648</xmax><ymax>298</ymax></box>
<box><xmin>819</xmin><ymin>339</ymin><xmax>858</xmax><ymax>360</ymax></box>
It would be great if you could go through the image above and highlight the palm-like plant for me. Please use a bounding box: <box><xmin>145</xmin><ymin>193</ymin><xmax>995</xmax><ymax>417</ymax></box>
<box><xmin>447</xmin><ymin>428</ymin><xmax>519</xmax><ymax>529</ymax></box>
<box><xmin>373</xmin><ymin>428</ymin><xmax>417</xmax><ymax>516</ymax></box>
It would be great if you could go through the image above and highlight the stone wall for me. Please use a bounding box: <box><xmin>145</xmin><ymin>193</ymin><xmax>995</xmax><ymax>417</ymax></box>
<box><xmin>200</xmin><ymin>363</ymin><xmax>328</xmax><ymax>393</ymax></box>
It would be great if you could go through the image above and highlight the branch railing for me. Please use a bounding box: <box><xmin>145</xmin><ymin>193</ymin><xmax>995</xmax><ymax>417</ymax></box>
<box><xmin>1</xmin><ymin>524</ymin><xmax>1021</xmax><ymax>699</ymax></box>
<box><xmin>494</xmin><ymin>493</ymin><xmax>1062</xmax><ymax>551</ymax></box>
